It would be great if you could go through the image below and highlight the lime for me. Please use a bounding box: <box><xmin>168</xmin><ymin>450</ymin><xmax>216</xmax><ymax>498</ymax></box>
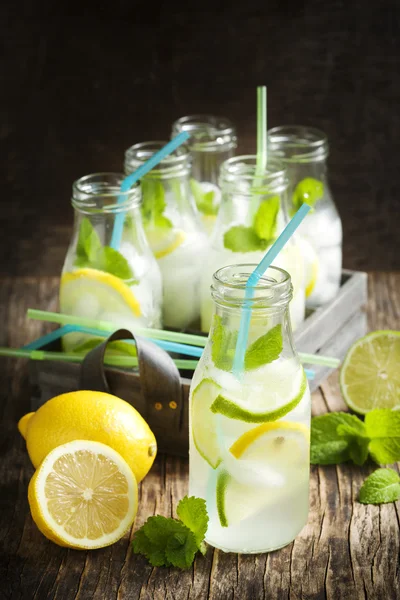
<box><xmin>340</xmin><ymin>330</ymin><xmax>400</xmax><ymax>414</ymax></box>
<box><xmin>210</xmin><ymin>369</ymin><xmax>307</xmax><ymax>423</ymax></box>
<box><xmin>216</xmin><ymin>468</ymin><xmax>271</xmax><ymax>528</ymax></box>
<box><xmin>191</xmin><ymin>378</ymin><xmax>222</xmax><ymax>469</ymax></box>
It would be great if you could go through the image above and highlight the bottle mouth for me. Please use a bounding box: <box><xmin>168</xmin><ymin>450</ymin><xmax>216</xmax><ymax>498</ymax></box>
<box><xmin>172</xmin><ymin>114</ymin><xmax>237</xmax><ymax>152</ymax></box>
<box><xmin>124</xmin><ymin>141</ymin><xmax>191</xmax><ymax>179</ymax></box>
<box><xmin>219</xmin><ymin>155</ymin><xmax>288</xmax><ymax>195</ymax></box>
<box><xmin>268</xmin><ymin>125</ymin><xmax>329</xmax><ymax>163</ymax></box>
<box><xmin>72</xmin><ymin>173</ymin><xmax>141</xmax><ymax>213</ymax></box>
<box><xmin>211</xmin><ymin>264</ymin><xmax>293</xmax><ymax>309</ymax></box>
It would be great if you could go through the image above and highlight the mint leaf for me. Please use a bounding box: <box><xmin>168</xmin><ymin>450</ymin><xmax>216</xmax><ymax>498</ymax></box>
<box><xmin>76</xmin><ymin>217</ymin><xmax>103</xmax><ymax>264</ymax></box>
<box><xmin>211</xmin><ymin>315</ymin><xmax>238</xmax><ymax>372</ymax></box>
<box><xmin>190</xmin><ymin>179</ymin><xmax>218</xmax><ymax>216</ymax></box>
<box><xmin>165</xmin><ymin>528</ymin><xmax>198</xmax><ymax>569</ymax></box>
<box><xmin>132</xmin><ymin>497</ymin><xmax>209</xmax><ymax>569</ymax></box>
<box><xmin>359</xmin><ymin>468</ymin><xmax>400</xmax><ymax>505</ymax></box>
<box><xmin>244</xmin><ymin>324</ymin><xmax>283</xmax><ymax>371</ymax></box>
<box><xmin>223</xmin><ymin>226</ymin><xmax>263</xmax><ymax>252</ymax></box>
<box><xmin>253</xmin><ymin>196</ymin><xmax>280</xmax><ymax>244</ymax></box>
<box><xmin>73</xmin><ymin>217</ymin><xmax>136</xmax><ymax>281</ymax></box>
<box><xmin>336</xmin><ymin>420</ymin><xmax>370</xmax><ymax>466</ymax></box>
<box><xmin>141</xmin><ymin>179</ymin><xmax>172</xmax><ymax>231</ymax></box>
<box><xmin>292</xmin><ymin>178</ymin><xmax>324</xmax><ymax>210</ymax></box>
<box><xmin>310</xmin><ymin>413</ymin><xmax>364</xmax><ymax>464</ymax></box>
<box><xmin>365</xmin><ymin>409</ymin><xmax>400</xmax><ymax>464</ymax></box>
<box><xmin>176</xmin><ymin>496</ymin><xmax>208</xmax><ymax>554</ymax></box>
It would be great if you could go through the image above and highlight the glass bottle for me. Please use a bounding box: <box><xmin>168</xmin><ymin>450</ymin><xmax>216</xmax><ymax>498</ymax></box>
<box><xmin>124</xmin><ymin>142</ymin><xmax>208</xmax><ymax>330</ymax></box>
<box><xmin>268</xmin><ymin>126</ymin><xmax>342</xmax><ymax>308</ymax></box>
<box><xmin>199</xmin><ymin>155</ymin><xmax>306</xmax><ymax>333</ymax></box>
<box><xmin>171</xmin><ymin>115</ymin><xmax>237</xmax><ymax>235</ymax></box>
<box><xmin>60</xmin><ymin>173</ymin><xmax>163</xmax><ymax>351</ymax></box>
<box><xmin>190</xmin><ymin>264</ymin><xmax>310</xmax><ymax>553</ymax></box>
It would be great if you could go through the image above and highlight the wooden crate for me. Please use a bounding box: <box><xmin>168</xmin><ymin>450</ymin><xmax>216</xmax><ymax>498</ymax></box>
<box><xmin>29</xmin><ymin>269</ymin><xmax>368</xmax><ymax>457</ymax></box>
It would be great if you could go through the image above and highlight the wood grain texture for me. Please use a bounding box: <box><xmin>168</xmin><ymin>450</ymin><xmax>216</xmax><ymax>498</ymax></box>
<box><xmin>0</xmin><ymin>272</ymin><xmax>399</xmax><ymax>600</ymax></box>
<box><xmin>1</xmin><ymin>0</ymin><xmax>400</xmax><ymax>277</ymax></box>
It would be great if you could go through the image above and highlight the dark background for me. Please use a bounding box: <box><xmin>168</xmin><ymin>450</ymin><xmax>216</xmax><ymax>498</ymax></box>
<box><xmin>1</xmin><ymin>0</ymin><xmax>399</xmax><ymax>276</ymax></box>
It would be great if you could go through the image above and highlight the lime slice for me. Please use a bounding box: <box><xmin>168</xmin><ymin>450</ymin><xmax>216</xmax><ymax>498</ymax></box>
<box><xmin>340</xmin><ymin>330</ymin><xmax>400</xmax><ymax>414</ymax></box>
<box><xmin>298</xmin><ymin>237</ymin><xmax>319</xmax><ymax>298</ymax></box>
<box><xmin>191</xmin><ymin>378</ymin><xmax>223</xmax><ymax>469</ymax></box>
<box><xmin>210</xmin><ymin>369</ymin><xmax>307</xmax><ymax>423</ymax></box>
<box><xmin>146</xmin><ymin>228</ymin><xmax>186</xmax><ymax>259</ymax></box>
<box><xmin>216</xmin><ymin>469</ymin><xmax>272</xmax><ymax>528</ymax></box>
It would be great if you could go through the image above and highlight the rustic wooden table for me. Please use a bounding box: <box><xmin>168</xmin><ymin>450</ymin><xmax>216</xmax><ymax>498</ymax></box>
<box><xmin>1</xmin><ymin>273</ymin><xmax>399</xmax><ymax>600</ymax></box>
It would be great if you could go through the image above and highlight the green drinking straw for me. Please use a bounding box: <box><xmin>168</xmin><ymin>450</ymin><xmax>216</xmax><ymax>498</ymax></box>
<box><xmin>26</xmin><ymin>308</ymin><xmax>340</xmax><ymax>368</ymax></box>
<box><xmin>256</xmin><ymin>86</ymin><xmax>267</xmax><ymax>176</ymax></box>
<box><xmin>232</xmin><ymin>203</ymin><xmax>312</xmax><ymax>378</ymax></box>
<box><xmin>0</xmin><ymin>347</ymin><xmax>198</xmax><ymax>371</ymax></box>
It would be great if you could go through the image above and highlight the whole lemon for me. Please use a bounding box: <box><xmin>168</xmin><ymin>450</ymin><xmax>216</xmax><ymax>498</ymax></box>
<box><xmin>18</xmin><ymin>391</ymin><xmax>157</xmax><ymax>482</ymax></box>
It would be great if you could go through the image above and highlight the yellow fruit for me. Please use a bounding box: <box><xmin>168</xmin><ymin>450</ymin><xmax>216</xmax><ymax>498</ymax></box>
<box><xmin>146</xmin><ymin>228</ymin><xmax>186</xmax><ymax>259</ymax></box>
<box><xmin>18</xmin><ymin>390</ymin><xmax>157</xmax><ymax>482</ymax></box>
<box><xmin>18</xmin><ymin>412</ymin><xmax>34</xmax><ymax>438</ymax></box>
<box><xmin>28</xmin><ymin>440</ymin><xmax>138</xmax><ymax>549</ymax></box>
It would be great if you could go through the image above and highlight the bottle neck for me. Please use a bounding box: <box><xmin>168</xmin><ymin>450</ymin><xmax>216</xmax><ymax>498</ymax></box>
<box><xmin>208</xmin><ymin>265</ymin><xmax>298</xmax><ymax>363</ymax></box>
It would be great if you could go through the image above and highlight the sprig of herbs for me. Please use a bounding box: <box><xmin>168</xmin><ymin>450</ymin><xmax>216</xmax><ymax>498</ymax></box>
<box><xmin>223</xmin><ymin>195</ymin><xmax>280</xmax><ymax>252</ymax></box>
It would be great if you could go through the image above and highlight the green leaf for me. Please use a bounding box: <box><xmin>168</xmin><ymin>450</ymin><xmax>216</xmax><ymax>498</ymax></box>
<box><xmin>359</xmin><ymin>468</ymin><xmax>400</xmax><ymax>505</ymax></box>
<box><xmin>211</xmin><ymin>315</ymin><xmax>238</xmax><ymax>372</ymax></box>
<box><xmin>176</xmin><ymin>496</ymin><xmax>208</xmax><ymax>553</ymax></box>
<box><xmin>253</xmin><ymin>196</ymin><xmax>280</xmax><ymax>244</ymax></box>
<box><xmin>365</xmin><ymin>409</ymin><xmax>400</xmax><ymax>464</ymax></box>
<box><xmin>292</xmin><ymin>178</ymin><xmax>324</xmax><ymax>210</ymax></box>
<box><xmin>190</xmin><ymin>179</ymin><xmax>218</xmax><ymax>216</ymax></box>
<box><xmin>165</xmin><ymin>528</ymin><xmax>199</xmax><ymax>569</ymax></box>
<box><xmin>141</xmin><ymin>179</ymin><xmax>172</xmax><ymax>231</ymax></box>
<box><xmin>310</xmin><ymin>413</ymin><xmax>363</xmax><ymax>465</ymax></box>
<box><xmin>101</xmin><ymin>246</ymin><xmax>135</xmax><ymax>280</ymax></box>
<box><xmin>244</xmin><ymin>324</ymin><xmax>283</xmax><ymax>371</ymax></box>
<box><xmin>75</xmin><ymin>217</ymin><xmax>103</xmax><ymax>265</ymax></box>
<box><xmin>223</xmin><ymin>226</ymin><xmax>263</xmax><ymax>252</ymax></box>
<box><xmin>336</xmin><ymin>420</ymin><xmax>370</xmax><ymax>466</ymax></box>
<box><xmin>132</xmin><ymin>527</ymin><xmax>171</xmax><ymax>567</ymax></box>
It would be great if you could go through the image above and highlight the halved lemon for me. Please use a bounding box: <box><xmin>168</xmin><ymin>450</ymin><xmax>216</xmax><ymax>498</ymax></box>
<box><xmin>340</xmin><ymin>330</ymin><xmax>400</xmax><ymax>414</ymax></box>
<box><xmin>28</xmin><ymin>440</ymin><xmax>138</xmax><ymax>549</ymax></box>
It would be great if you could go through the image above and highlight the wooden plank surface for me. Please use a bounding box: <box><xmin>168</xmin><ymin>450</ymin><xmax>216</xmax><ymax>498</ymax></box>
<box><xmin>0</xmin><ymin>273</ymin><xmax>399</xmax><ymax>600</ymax></box>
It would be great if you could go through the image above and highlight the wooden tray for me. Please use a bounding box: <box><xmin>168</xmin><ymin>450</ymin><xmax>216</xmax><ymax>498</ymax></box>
<box><xmin>29</xmin><ymin>269</ymin><xmax>368</xmax><ymax>457</ymax></box>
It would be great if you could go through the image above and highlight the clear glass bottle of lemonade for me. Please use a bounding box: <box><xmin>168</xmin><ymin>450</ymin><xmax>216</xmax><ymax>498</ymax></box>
<box><xmin>189</xmin><ymin>264</ymin><xmax>311</xmax><ymax>553</ymax></box>
<box><xmin>268</xmin><ymin>126</ymin><xmax>342</xmax><ymax>307</ymax></box>
<box><xmin>171</xmin><ymin>115</ymin><xmax>237</xmax><ymax>236</ymax></box>
<box><xmin>124</xmin><ymin>142</ymin><xmax>208</xmax><ymax>330</ymax></box>
<box><xmin>60</xmin><ymin>173</ymin><xmax>163</xmax><ymax>351</ymax></box>
<box><xmin>200</xmin><ymin>156</ymin><xmax>306</xmax><ymax>332</ymax></box>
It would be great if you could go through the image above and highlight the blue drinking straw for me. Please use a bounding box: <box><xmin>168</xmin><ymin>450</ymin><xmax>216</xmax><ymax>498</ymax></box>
<box><xmin>110</xmin><ymin>131</ymin><xmax>190</xmax><ymax>250</ymax></box>
<box><xmin>232</xmin><ymin>203</ymin><xmax>312</xmax><ymax>377</ymax></box>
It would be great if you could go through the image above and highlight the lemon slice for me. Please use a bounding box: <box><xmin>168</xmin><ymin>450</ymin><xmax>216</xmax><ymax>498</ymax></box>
<box><xmin>146</xmin><ymin>229</ymin><xmax>186</xmax><ymax>259</ymax></box>
<box><xmin>216</xmin><ymin>422</ymin><xmax>309</xmax><ymax>527</ymax></box>
<box><xmin>340</xmin><ymin>330</ymin><xmax>400</xmax><ymax>414</ymax></box>
<box><xmin>191</xmin><ymin>378</ymin><xmax>222</xmax><ymax>469</ymax></box>
<box><xmin>60</xmin><ymin>268</ymin><xmax>141</xmax><ymax>318</ymax></box>
<box><xmin>211</xmin><ymin>369</ymin><xmax>307</xmax><ymax>423</ymax></box>
<box><xmin>28</xmin><ymin>440</ymin><xmax>138</xmax><ymax>549</ymax></box>
<box><xmin>298</xmin><ymin>237</ymin><xmax>319</xmax><ymax>298</ymax></box>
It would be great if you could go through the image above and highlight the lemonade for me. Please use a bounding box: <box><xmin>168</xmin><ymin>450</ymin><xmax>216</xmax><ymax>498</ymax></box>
<box><xmin>200</xmin><ymin>156</ymin><xmax>306</xmax><ymax>332</ymax></box>
<box><xmin>124</xmin><ymin>142</ymin><xmax>208</xmax><ymax>329</ymax></box>
<box><xmin>268</xmin><ymin>126</ymin><xmax>342</xmax><ymax>308</ymax></box>
<box><xmin>189</xmin><ymin>265</ymin><xmax>310</xmax><ymax>553</ymax></box>
<box><xmin>60</xmin><ymin>174</ymin><xmax>162</xmax><ymax>351</ymax></box>
<box><xmin>171</xmin><ymin>115</ymin><xmax>237</xmax><ymax>236</ymax></box>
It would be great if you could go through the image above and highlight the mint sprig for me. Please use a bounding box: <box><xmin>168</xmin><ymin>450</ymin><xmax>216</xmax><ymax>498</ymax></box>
<box><xmin>74</xmin><ymin>217</ymin><xmax>137</xmax><ymax>282</ymax></box>
<box><xmin>211</xmin><ymin>315</ymin><xmax>238</xmax><ymax>372</ymax></box>
<box><xmin>132</xmin><ymin>496</ymin><xmax>208</xmax><ymax>569</ymax></box>
<box><xmin>359</xmin><ymin>468</ymin><xmax>400</xmax><ymax>505</ymax></box>
<box><xmin>244</xmin><ymin>324</ymin><xmax>283</xmax><ymax>371</ymax></box>
<box><xmin>141</xmin><ymin>179</ymin><xmax>172</xmax><ymax>231</ymax></box>
<box><xmin>311</xmin><ymin>409</ymin><xmax>400</xmax><ymax>466</ymax></box>
<box><xmin>190</xmin><ymin>179</ymin><xmax>218</xmax><ymax>216</ymax></box>
<box><xmin>223</xmin><ymin>196</ymin><xmax>280</xmax><ymax>252</ymax></box>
